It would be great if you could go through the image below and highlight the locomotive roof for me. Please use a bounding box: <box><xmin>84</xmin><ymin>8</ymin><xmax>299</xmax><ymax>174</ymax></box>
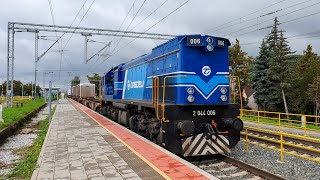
<box><xmin>105</xmin><ymin>34</ymin><xmax>230</xmax><ymax>73</ymax></box>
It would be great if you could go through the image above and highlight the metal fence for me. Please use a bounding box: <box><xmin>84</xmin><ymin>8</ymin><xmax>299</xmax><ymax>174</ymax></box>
<box><xmin>241</xmin><ymin>109</ymin><xmax>320</xmax><ymax>136</ymax></box>
<box><xmin>243</xmin><ymin>126</ymin><xmax>320</xmax><ymax>163</ymax></box>
<box><xmin>0</xmin><ymin>96</ymin><xmax>31</xmax><ymax>103</ymax></box>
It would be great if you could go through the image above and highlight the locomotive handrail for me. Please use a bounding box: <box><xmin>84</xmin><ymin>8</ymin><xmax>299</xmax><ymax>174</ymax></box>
<box><xmin>162</xmin><ymin>75</ymin><xmax>187</xmax><ymax>123</ymax></box>
<box><xmin>152</xmin><ymin>76</ymin><xmax>160</xmax><ymax>120</ymax></box>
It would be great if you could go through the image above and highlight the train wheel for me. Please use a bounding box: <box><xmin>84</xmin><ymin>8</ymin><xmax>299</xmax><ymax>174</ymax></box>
<box><xmin>129</xmin><ymin>116</ymin><xmax>136</xmax><ymax>131</ymax></box>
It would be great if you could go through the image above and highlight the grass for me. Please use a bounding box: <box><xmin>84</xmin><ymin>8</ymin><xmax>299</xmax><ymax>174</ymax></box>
<box><xmin>242</xmin><ymin>115</ymin><xmax>320</xmax><ymax>131</ymax></box>
<box><xmin>0</xmin><ymin>99</ymin><xmax>45</xmax><ymax>130</ymax></box>
<box><xmin>4</xmin><ymin>106</ymin><xmax>56</xmax><ymax>179</ymax></box>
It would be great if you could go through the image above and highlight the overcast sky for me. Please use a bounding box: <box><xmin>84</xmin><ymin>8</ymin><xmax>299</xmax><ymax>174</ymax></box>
<box><xmin>0</xmin><ymin>0</ymin><xmax>319</xmax><ymax>91</ymax></box>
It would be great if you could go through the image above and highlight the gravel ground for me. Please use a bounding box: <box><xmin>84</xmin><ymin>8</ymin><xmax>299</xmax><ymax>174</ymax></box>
<box><xmin>0</xmin><ymin>105</ymin><xmax>52</xmax><ymax>175</ymax></box>
<box><xmin>0</xmin><ymin>150</ymin><xmax>20</xmax><ymax>165</ymax></box>
<box><xmin>229</xmin><ymin>141</ymin><xmax>320</xmax><ymax>180</ymax></box>
<box><xmin>1</xmin><ymin>133</ymin><xmax>37</xmax><ymax>150</ymax></box>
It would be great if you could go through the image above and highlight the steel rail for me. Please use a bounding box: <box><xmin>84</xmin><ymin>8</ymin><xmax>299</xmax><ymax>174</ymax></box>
<box><xmin>242</xmin><ymin>128</ymin><xmax>320</xmax><ymax>160</ymax></box>
<box><xmin>218</xmin><ymin>155</ymin><xmax>286</xmax><ymax>180</ymax></box>
<box><xmin>188</xmin><ymin>155</ymin><xmax>285</xmax><ymax>180</ymax></box>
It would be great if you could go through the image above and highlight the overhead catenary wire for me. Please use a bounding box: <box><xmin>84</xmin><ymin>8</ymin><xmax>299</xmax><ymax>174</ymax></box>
<box><xmin>111</xmin><ymin>0</ymin><xmax>149</xmax><ymax>55</ymax></box>
<box><xmin>90</xmin><ymin>0</ymin><xmax>191</xmax><ymax>73</ymax></box>
<box><xmin>129</xmin><ymin>0</ymin><xmax>169</xmax><ymax>31</ymax></box>
<box><xmin>241</xmin><ymin>30</ymin><xmax>320</xmax><ymax>46</ymax></box>
<box><xmin>207</xmin><ymin>0</ymin><xmax>313</xmax><ymax>34</ymax></box>
<box><xmin>87</xmin><ymin>0</ymin><xmax>138</xmax><ymax>69</ymax></box>
<box><xmin>223</xmin><ymin>1</ymin><xmax>320</xmax><ymax>37</ymax></box>
<box><xmin>116</xmin><ymin>0</ymin><xmax>191</xmax><ymax>52</ymax></box>
<box><xmin>89</xmin><ymin>0</ymin><xmax>171</xmax><ymax>69</ymax></box>
<box><xmin>89</xmin><ymin>0</ymin><xmax>150</xmax><ymax>72</ymax></box>
<box><xmin>204</xmin><ymin>0</ymin><xmax>288</xmax><ymax>34</ymax></box>
<box><xmin>47</xmin><ymin>0</ymin><xmax>70</xmax><ymax>79</ymax></box>
<box><xmin>62</xmin><ymin>0</ymin><xmax>96</xmax><ymax>50</ymax></box>
<box><xmin>38</xmin><ymin>0</ymin><xmax>91</xmax><ymax>60</ymax></box>
<box><xmin>234</xmin><ymin>9</ymin><xmax>320</xmax><ymax>38</ymax></box>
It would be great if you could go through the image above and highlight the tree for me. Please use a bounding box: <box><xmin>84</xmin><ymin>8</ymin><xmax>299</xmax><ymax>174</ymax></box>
<box><xmin>87</xmin><ymin>73</ymin><xmax>101</xmax><ymax>96</ymax></box>
<box><xmin>0</xmin><ymin>81</ymin><xmax>41</xmax><ymax>96</ymax></box>
<box><xmin>71</xmin><ymin>76</ymin><xmax>80</xmax><ymax>87</ymax></box>
<box><xmin>268</xmin><ymin>31</ymin><xmax>293</xmax><ymax>112</ymax></box>
<box><xmin>263</xmin><ymin>18</ymin><xmax>293</xmax><ymax>112</ymax></box>
<box><xmin>229</xmin><ymin>39</ymin><xmax>253</xmax><ymax>87</ymax></box>
<box><xmin>296</xmin><ymin>45</ymin><xmax>319</xmax><ymax>75</ymax></box>
<box><xmin>290</xmin><ymin>45</ymin><xmax>320</xmax><ymax>114</ymax></box>
<box><xmin>251</xmin><ymin>39</ymin><xmax>271</xmax><ymax>110</ymax></box>
<box><xmin>308</xmin><ymin>76</ymin><xmax>320</xmax><ymax>122</ymax></box>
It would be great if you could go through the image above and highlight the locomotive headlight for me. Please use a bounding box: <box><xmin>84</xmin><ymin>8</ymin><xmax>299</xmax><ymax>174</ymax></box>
<box><xmin>220</xmin><ymin>87</ymin><xmax>227</xmax><ymax>94</ymax></box>
<box><xmin>206</xmin><ymin>45</ymin><xmax>214</xmax><ymax>51</ymax></box>
<box><xmin>206</xmin><ymin>37</ymin><xmax>213</xmax><ymax>44</ymax></box>
<box><xmin>220</xmin><ymin>95</ymin><xmax>227</xmax><ymax>102</ymax></box>
<box><xmin>187</xmin><ymin>95</ymin><xmax>195</xmax><ymax>102</ymax></box>
<box><xmin>187</xmin><ymin>87</ymin><xmax>194</xmax><ymax>94</ymax></box>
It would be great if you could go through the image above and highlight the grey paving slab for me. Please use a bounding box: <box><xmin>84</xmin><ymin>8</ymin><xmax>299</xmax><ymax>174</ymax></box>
<box><xmin>31</xmin><ymin>99</ymin><xmax>164</xmax><ymax>180</ymax></box>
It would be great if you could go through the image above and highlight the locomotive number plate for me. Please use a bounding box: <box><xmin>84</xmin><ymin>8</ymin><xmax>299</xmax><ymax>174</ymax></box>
<box><xmin>187</xmin><ymin>36</ymin><xmax>202</xmax><ymax>46</ymax></box>
<box><xmin>217</xmin><ymin>39</ymin><xmax>225</xmax><ymax>46</ymax></box>
<box><xmin>193</xmin><ymin>110</ymin><xmax>216</xmax><ymax>116</ymax></box>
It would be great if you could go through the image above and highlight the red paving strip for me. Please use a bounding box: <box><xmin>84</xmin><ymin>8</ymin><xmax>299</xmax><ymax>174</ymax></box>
<box><xmin>70</xmin><ymin>99</ymin><xmax>210</xmax><ymax>180</ymax></box>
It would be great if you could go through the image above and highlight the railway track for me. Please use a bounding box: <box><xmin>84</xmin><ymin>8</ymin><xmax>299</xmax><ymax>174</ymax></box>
<box><xmin>241</xmin><ymin>127</ymin><xmax>320</xmax><ymax>161</ymax></box>
<box><xmin>189</xmin><ymin>155</ymin><xmax>285</xmax><ymax>180</ymax></box>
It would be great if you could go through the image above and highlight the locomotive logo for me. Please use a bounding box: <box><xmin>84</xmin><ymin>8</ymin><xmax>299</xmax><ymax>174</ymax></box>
<box><xmin>127</xmin><ymin>80</ymin><xmax>144</xmax><ymax>90</ymax></box>
<box><xmin>202</xmin><ymin>66</ymin><xmax>211</xmax><ymax>76</ymax></box>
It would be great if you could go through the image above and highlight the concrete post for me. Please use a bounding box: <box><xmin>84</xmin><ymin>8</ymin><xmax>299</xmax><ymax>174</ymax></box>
<box><xmin>0</xmin><ymin>104</ymin><xmax>3</xmax><ymax>122</ymax></box>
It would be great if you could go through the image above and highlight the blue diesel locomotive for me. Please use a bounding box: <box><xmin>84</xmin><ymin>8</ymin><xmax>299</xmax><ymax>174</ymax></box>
<box><xmin>101</xmin><ymin>35</ymin><xmax>243</xmax><ymax>157</ymax></box>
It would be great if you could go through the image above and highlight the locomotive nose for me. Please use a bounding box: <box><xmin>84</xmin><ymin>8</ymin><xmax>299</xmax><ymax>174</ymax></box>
<box><xmin>224</xmin><ymin>118</ymin><xmax>243</xmax><ymax>131</ymax></box>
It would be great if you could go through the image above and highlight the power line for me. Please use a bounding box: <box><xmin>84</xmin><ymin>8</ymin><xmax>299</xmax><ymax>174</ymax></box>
<box><xmin>90</xmin><ymin>0</ymin><xmax>150</xmax><ymax>72</ymax></box>
<box><xmin>236</xmin><ymin>9</ymin><xmax>320</xmax><ymax>38</ymax></box>
<box><xmin>38</xmin><ymin>0</ymin><xmax>90</xmax><ymax>60</ymax></box>
<box><xmin>241</xmin><ymin>30</ymin><xmax>320</xmax><ymax>46</ymax></box>
<box><xmin>62</xmin><ymin>0</ymin><xmax>96</xmax><ymax>50</ymax></box>
<box><xmin>204</xmin><ymin>0</ymin><xmax>287</xmax><ymax>34</ymax></box>
<box><xmin>47</xmin><ymin>0</ymin><xmax>65</xmax><ymax>79</ymax></box>
<box><xmin>130</xmin><ymin>0</ymin><xmax>169</xmax><ymax>31</ymax></box>
<box><xmin>224</xmin><ymin>1</ymin><xmax>320</xmax><ymax>37</ymax></box>
<box><xmin>111</xmin><ymin>0</ymin><xmax>149</xmax><ymax>55</ymax></box>
<box><xmin>90</xmin><ymin>0</ymin><xmax>190</xmax><ymax>73</ymax></box>
<box><xmin>208</xmin><ymin>0</ymin><xmax>313</xmax><ymax>34</ymax></box>
<box><xmin>87</xmin><ymin>0</ymin><xmax>138</xmax><ymax>69</ymax></box>
<box><xmin>86</xmin><ymin>41</ymin><xmax>111</xmax><ymax>63</ymax></box>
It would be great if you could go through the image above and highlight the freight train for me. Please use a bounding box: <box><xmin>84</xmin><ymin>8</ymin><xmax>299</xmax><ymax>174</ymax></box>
<box><xmin>72</xmin><ymin>35</ymin><xmax>243</xmax><ymax>157</ymax></box>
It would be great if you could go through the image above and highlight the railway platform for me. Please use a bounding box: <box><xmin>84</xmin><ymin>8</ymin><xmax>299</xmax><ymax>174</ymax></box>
<box><xmin>31</xmin><ymin>99</ymin><xmax>215</xmax><ymax>180</ymax></box>
<box><xmin>244</xmin><ymin>121</ymin><xmax>320</xmax><ymax>138</ymax></box>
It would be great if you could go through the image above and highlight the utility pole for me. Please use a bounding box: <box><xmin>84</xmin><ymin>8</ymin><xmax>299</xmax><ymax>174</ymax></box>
<box><xmin>48</xmin><ymin>81</ymin><xmax>52</xmax><ymax>122</ymax></box>
<box><xmin>34</xmin><ymin>31</ymin><xmax>39</xmax><ymax>99</ymax></box>
<box><xmin>21</xmin><ymin>84</ymin><xmax>24</xmax><ymax>96</ymax></box>
<box><xmin>82</xmin><ymin>33</ymin><xmax>92</xmax><ymax>64</ymax></box>
<box><xmin>31</xmin><ymin>81</ymin><xmax>33</xmax><ymax>98</ymax></box>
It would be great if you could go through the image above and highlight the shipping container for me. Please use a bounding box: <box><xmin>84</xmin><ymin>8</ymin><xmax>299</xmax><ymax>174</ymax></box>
<box><xmin>75</xmin><ymin>83</ymin><xmax>95</xmax><ymax>98</ymax></box>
